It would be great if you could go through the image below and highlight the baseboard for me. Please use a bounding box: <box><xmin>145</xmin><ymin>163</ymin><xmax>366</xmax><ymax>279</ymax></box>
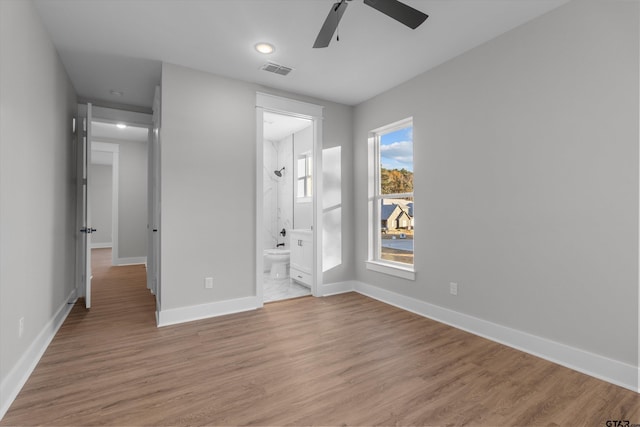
<box><xmin>317</xmin><ymin>280</ymin><xmax>355</xmax><ymax>296</ymax></box>
<box><xmin>115</xmin><ymin>256</ymin><xmax>147</xmax><ymax>266</ymax></box>
<box><xmin>0</xmin><ymin>288</ymin><xmax>77</xmax><ymax>420</ymax></box>
<box><xmin>157</xmin><ymin>296</ymin><xmax>261</xmax><ymax>327</ymax></box>
<box><xmin>353</xmin><ymin>281</ymin><xmax>638</xmax><ymax>392</ymax></box>
<box><xmin>90</xmin><ymin>242</ymin><xmax>112</xmax><ymax>249</ymax></box>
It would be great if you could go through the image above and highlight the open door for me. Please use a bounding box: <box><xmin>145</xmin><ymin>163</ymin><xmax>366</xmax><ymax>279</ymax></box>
<box><xmin>77</xmin><ymin>103</ymin><xmax>94</xmax><ymax>308</ymax></box>
<box><xmin>147</xmin><ymin>86</ymin><xmax>161</xmax><ymax>307</ymax></box>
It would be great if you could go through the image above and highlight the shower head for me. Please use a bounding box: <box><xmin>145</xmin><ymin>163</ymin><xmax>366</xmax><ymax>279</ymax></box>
<box><xmin>274</xmin><ymin>167</ymin><xmax>285</xmax><ymax>177</ymax></box>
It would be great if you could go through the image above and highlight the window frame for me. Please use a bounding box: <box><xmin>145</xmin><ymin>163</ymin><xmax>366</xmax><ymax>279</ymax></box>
<box><xmin>297</xmin><ymin>152</ymin><xmax>312</xmax><ymax>202</ymax></box>
<box><xmin>366</xmin><ymin>118</ymin><xmax>415</xmax><ymax>280</ymax></box>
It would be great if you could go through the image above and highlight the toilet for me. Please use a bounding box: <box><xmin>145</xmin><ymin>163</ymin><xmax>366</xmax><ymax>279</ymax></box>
<box><xmin>264</xmin><ymin>248</ymin><xmax>290</xmax><ymax>280</ymax></box>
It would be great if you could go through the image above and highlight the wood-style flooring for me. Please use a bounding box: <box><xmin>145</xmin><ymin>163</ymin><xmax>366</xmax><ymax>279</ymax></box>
<box><xmin>2</xmin><ymin>248</ymin><xmax>640</xmax><ymax>426</ymax></box>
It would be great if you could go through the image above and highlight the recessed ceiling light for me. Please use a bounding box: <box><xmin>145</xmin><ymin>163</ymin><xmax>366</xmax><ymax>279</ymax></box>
<box><xmin>109</xmin><ymin>89</ymin><xmax>124</xmax><ymax>97</ymax></box>
<box><xmin>116</xmin><ymin>123</ymin><xmax>127</xmax><ymax>129</ymax></box>
<box><xmin>255</xmin><ymin>42</ymin><xmax>275</xmax><ymax>54</ymax></box>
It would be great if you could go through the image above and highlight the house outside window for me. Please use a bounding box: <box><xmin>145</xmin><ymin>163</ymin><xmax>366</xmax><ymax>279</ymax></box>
<box><xmin>367</xmin><ymin>118</ymin><xmax>414</xmax><ymax>280</ymax></box>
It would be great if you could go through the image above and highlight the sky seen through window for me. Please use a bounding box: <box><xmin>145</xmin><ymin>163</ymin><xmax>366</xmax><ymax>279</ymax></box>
<box><xmin>380</xmin><ymin>126</ymin><xmax>413</xmax><ymax>171</ymax></box>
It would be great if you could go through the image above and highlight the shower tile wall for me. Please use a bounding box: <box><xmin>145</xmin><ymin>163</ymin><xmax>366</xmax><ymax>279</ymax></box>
<box><xmin>263</xmin><ymin>136</ymin><xmax>293</xmax><ymax>252</ymax></box>
<box><xmin>263</xmin><ymin>140</ymin><xmax>278</xmax><ymax>251</ymax></box>
<box><xmin>277</xmin><ymin>135</ymin><xmax>293</xmax><ymax>246</ymax></box>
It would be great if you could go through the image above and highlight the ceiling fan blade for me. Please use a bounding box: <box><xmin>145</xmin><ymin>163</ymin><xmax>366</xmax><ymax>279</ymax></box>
<box><xmin>363</xmin><ymin>0</ymin><xmax>428</xmax><ymax>29</ymax></box>
<box><xmin>313</xmin><ymin>1</ymin><xmax>349</xmax><ymax>48</ymax></box>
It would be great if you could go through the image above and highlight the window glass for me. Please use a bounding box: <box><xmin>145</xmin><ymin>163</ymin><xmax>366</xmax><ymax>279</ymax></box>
<box><xmin>375</xmin><ymin>122</ymin><xmax>414</xmax><ymax>266</ymax></box>
<box><xmin>297</xmin><ymin>154</ymin><xmax>312</xmax><ymax>199</ymax></box>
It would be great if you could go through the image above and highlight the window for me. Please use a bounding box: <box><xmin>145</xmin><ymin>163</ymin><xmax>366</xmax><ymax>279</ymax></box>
<box><xmin>367</xmin><ymin>118</ymin><xmax>414</xmax><ymax>279</ymax></box>
<box><xmin>297</xmin><ymin>153</ymin><xmax>312</xmax><ymax>200</ymax></box>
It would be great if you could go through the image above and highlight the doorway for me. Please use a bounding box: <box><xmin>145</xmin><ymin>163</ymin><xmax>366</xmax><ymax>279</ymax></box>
<box><xmin>90</xmin><ymin>121</ymin><xmax>149</xmax><ymax>268</ymax></box>
<box><xmin>90</xmin><ymin>141</ymin><xmax>118</xmax><ymax>267</ymax></box>
<box><xmin>255</xmin><ymin>93</ymin><xmax>324</xmax><ymax>305</ymax></box>
<box><xmin>262</xmin><ymin>112</ymin><xmax>313</xmax><ymax>302</ymax></box>
<box><xmin>77</xmin><ymin>103</ymin><xmax>159</xmax><ymax>314</ymax></box>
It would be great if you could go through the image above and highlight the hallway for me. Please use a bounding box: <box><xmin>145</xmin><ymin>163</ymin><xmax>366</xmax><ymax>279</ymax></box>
<box><xmin>1</xmin><ymin>249</ymin><xmax>156</xmax><ymax>425</ymax></box>
<box><xmin>88</xmin><ymin>248</ymin><xmax>155</xmax><ymax>323</ymax></box>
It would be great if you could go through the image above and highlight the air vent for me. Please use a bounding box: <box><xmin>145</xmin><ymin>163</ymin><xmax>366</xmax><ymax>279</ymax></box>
<box><xmin>261</xmin><ymin>62</ymin><xmax>293</xmax><ymax>76</ymax></box>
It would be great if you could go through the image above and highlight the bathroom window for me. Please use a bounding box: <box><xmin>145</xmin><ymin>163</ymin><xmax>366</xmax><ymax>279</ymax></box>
<box><xmin>297</xmin><ymin>153</ymin><xmax>312</xmax><ymax>200</ymax></box>
<box><xmin>366</xmin><ymin>118</ymin><xmax>415</xmax><ymax>280</ymax></box>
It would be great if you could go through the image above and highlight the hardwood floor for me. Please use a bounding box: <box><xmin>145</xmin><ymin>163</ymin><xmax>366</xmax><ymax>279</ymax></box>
<box><xmin>2</xmin><ymin>249</ymin><xmax>640</xmax><ymax>426</ymax></box>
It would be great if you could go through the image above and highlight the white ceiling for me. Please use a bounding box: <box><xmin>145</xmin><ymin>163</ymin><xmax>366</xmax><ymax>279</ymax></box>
<box><xmin>34</xmin><ymin>0</ymin><xmax>568</xmax><ymax>109</ymax></box>
<box><xmin>264</xmin><ymin>112</ymin><xmax>312</xmax><ymax>141</ymax></box>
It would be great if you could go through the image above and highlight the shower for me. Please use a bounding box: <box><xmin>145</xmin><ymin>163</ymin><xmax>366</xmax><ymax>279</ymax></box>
<box><xmin>274</xmin><ymin>167</ymin><xmax>285</xmax><ymax>177</ymax></box>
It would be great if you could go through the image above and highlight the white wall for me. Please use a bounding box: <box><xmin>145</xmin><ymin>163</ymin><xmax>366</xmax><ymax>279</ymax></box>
<box><xmin>0</xmin><ymin>0</ymin><xmax>77</xmax><ymax>415</ymax></box>
<box><xmin>160</xmin><ymin>63</ymin><xmax>354</xmax><ymax>312</ymax></box>
<box><xmin>354</xmin><ymin>0</ymin><xmax>639</xmax><ymax>367</ymax></box>
<box><xmin>319</xmin><ymin>93</ymin><xmax>354</xmax><ymax>285</ymax></box>
<box><xmin>117</xmin><ymin>140</ymin><xmax>147</xmax><ymax>259</ymax></box>
<box><xmin>90</xmin><ymin>164</ymin><xmax>113</xmax><ymax>246</ymax></box>
<box><xmin>161</xmin><ymin>64</ymin><xmax>259</xmax><ymax>309</ymax></box>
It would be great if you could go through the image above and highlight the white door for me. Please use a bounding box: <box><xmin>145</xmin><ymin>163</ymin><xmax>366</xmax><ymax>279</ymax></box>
<box><xmin>147</xmin><ymin>86</ymin><xmax>161</xmax><ymax>308</ymax></box>
<box><xmin>78</xmin><ymin>103</ymin><xmax>94</xmax><ymax>308</ymax></box>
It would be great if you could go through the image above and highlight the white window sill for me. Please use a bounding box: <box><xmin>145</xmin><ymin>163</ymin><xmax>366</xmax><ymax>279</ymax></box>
<box><xmin>365</xmin><ymin>260</ymin><xmax>415</xmax><ymax>281</ymax></box>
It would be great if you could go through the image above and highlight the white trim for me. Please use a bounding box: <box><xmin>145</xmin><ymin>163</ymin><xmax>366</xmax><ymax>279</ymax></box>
<box><xmin>369</xmin><ymin>118</ymin><xmax>415</xmax><ymax>270</ymax></box>
<box><xmin>91</xmin><ymin>106</ymin><xmax>152</xmax><ymax>128</ymax></box>
<box><xmin>353</xmin><ymin>281</ymin><xmax>637</xmax><ymax>392</ymax></box>
<box><xmin>312</xmin><ymin>115</ymin><xmax>324</xmax><ymax>297</ymax></box>
<box><xmin>370</xmin><ymin>117</ymin><xmax>414</xmax><ymax>135</ymax></box>
<box><xmin>115</xmin><ymin>256</ymin><xmax>147</xmax><ymax>266</ymax></box>
<box><xmin>317</xmin><ymin>280</ymin><xmax>355</xmax><ymax>296</ymax></box>
<box><xmin>91</xmin><ymin>242</ymin><xmax>112</xmax><ymax>249</ymax></box>
<box><xmin>0</xmin><ymin>289</ymin><xmax>77</xmax><ymax>420</ymax></box>
<box><xmin>92</xmin><ymin>136</ymin><xmax>146</xmax><ymax>145</ymax></box>
<box><xmin>157</xmin><ymin>296</ymin><xmax>260</xmax><ymax>327</ymax></box>
<box><xmin>255</xmin><ymin>106</ymin><xmax>265</xmax><ymax>307</ymax></box>
<box><xmin>637</xmin><ymin>1</ymin><xmax>640</xmax><ymax>393</ymax></box>
<box><xmin>365</xmin><ymin>260</ymin><xmax>415</xmax><ymax>280</ymax></box>
<box><xmin>256</xmin><ymin>92</ymin><xmax>324</xmax><ymax>119</ymax></box>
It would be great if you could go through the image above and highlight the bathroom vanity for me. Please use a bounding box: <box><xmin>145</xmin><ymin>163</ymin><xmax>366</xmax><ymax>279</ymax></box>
<box><xmin>290</xmin><ymin>229</ymin><xmax>313</xmax><ymax>287</ymax></box>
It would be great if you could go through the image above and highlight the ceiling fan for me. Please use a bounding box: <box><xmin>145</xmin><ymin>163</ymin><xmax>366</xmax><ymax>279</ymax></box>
<box><xmin>313</xmin><ymin>0</ymin><xmax>428</xmax><ymax>48</ymax></box>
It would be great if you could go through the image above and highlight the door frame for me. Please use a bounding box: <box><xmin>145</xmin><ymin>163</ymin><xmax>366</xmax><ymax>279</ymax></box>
<box><xmin>77</xmin><ymin>104</ymin><xmax>156</xmax><ymax>311</ymax></box>
<box><xmin>90</xmin><ymin>109</ymin><xmax>151</xmax><ymax>267</ymax></box>
<box><xmin>148</xmin><ymin>86</ymin><xmax>161</xmax><ymax>308</ymax></box>
<box><xmin>255</xmin><ymin>93</ymin><xmax>324</xmax><ymax>305</ymax></box>
<box><xmin>75</xmin><ymin>103</ymin><xmax>93</xmax><ymax>307</ymax></box>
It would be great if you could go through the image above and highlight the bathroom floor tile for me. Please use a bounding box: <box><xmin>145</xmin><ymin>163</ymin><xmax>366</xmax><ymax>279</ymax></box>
<box><xmin>263</xmin><ymin>274</ymin><xmax>311</xmax><ymax>303</ymax></box>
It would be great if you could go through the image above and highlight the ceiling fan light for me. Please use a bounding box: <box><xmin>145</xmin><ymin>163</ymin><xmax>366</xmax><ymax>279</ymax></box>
<box><xmin>255</xmin><ymin>42</ymin><xmax>275</xmax><ymax>54</ymax></box>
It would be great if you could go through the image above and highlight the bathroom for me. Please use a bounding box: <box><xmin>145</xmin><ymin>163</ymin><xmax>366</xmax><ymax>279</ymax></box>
<box><xmin>263</xmin><ymin>111</ymin><xmax>313</xmax><ymax>302</ymax></box>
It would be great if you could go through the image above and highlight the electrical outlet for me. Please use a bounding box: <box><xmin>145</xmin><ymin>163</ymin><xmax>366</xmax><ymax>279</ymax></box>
<box><xmin>18</xmin><ymin>317</ymin><xmax>24</xmax><ymax>338</ymax></box>
<box><xmin>449</xmin><ymin>282</ymin><xmax>458</xmax><ymax>296</ymax></box>
<box><xmin>204</xmin><ymin>277</ymin><xmax>214</xmax><ymax>289</ymax></box>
